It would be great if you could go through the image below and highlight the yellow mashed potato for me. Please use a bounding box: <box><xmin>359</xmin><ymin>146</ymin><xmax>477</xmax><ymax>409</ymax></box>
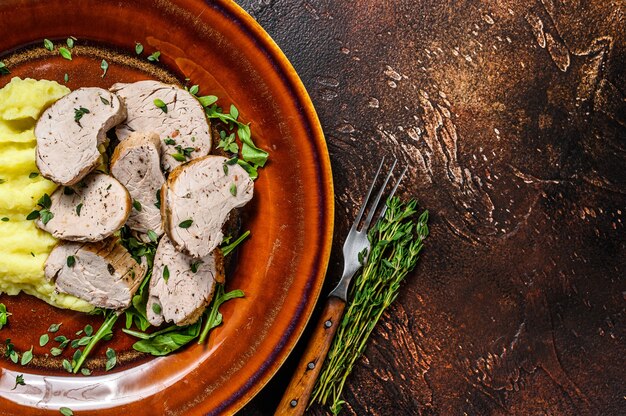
<box><xmin>0</xmin><ymin>77</ymin><xmax>93</xmax><ymax>312</ymax></box>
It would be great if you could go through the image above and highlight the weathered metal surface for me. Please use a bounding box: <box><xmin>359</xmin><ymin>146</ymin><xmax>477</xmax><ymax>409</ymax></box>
<box><xmin>237</xmin><ymin>1</ymin><xmax>626</xmax><ymax>414</ymax></box>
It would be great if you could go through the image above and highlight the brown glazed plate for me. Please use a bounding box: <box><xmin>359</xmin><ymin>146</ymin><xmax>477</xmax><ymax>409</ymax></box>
<box><xmin>0</xmin><ymin>0</ymin><xmax>333</xmax><ymax>414</ymax></box>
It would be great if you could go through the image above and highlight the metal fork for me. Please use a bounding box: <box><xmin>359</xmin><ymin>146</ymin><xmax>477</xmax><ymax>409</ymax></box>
<box><xmin>275</xmin><ymin>157</ymin><xmax>406</xmax><ymax>416</ymax></box>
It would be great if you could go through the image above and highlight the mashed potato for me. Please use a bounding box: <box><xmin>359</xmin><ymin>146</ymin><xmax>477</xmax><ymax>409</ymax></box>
<box><xmin>0</xmin><ymin>77</ymin><xmax>93</xmax><ymax>312</ymax></box>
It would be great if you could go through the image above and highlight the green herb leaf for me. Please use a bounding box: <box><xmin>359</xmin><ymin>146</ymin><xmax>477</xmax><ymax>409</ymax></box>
<box><xmin>152</xmin><ymin>302</ymin><xmax>162</xmax><ymax>315</ymax></box>
<box><xmin>80</xmin><ymin>368</ymin><xmax>91</xmax><ymax>376</ymax></box>
<box><xmin>75</xmin><ymin>203</ymin><xmax>83</xmax><ymax>216</ymax></box>
<box><xmin>74</xmin><ymin>107</ymin><xmax>90</xmax><ymax>125</ymax></box>
<box><xmin>133</xmin><ymin>200</ymin><xmax>142</xmax><ymax>211</ymax></box>
<box><xmin>1</xmin><ymin>217</ymin><xmax>8</xmax><ymax>222</ymax></box>
<box><xmin>59</xmin><ymin>406</ymin><xmax>74</xmax><ymax>416</ymax></box>
<box><xmin>0</xmin><ymin>61</ymin><xmax>10</xmax><ymax>75</ymax></box>
<box><xmin>229</xmin><ymin>183</ymin><xmax>237</xmax><ymax>196</ymax></box>
<box><xmin>154</xmin><ymin>98</ymin><xmax>168</xmax><ymax>113</ymax></box>
<box><xmin>135</xmin><ymin>42</ymin><xmax>144</xmax><ymax>55</ymax></box>
<box><xmin>20</xmin><ymin>346</ymin><xmax>33</xmax><ymax>365</ymax></box>
<box><xmin>171</xmin><ymin>153</ymin><xmax>186</xmax><ymax>162</ymax></box>
<box><xmin>40</xmin><ymin>209</ymin><xmax>54</xmax><ymax>225</ymax></box>
<box><xmin>12</xmin><ymin>374</ymin><xmax>25</xmax><ymax>390</ymax></box>
<box><xmin>29</xmin><ymin>172</ymin><xmax>39</xmax><ymax>179</ymax></box>
<box><xmin>197</xmin><ymin>95</ymin><xmax>218</xmax><ymax>107</ymax></box>
<box><xmin>105</xmin><ymin>347</ymin><xmax>116</xmax><ymax>371</ymax></box>
<box><xmin>189</xmin><ymin>85</ymin><xmax>199</xmax><ymax>95</ymax></box>
<box><xmin>39</xmin><ymin>334</ymin><xmax>49</xmax><ymax>347</ymax></box>
<box><xmin>229</xmin><ymin>104</ymin><xmax>239</xmax><ymax>120</ymax></box>
<box><xmin>44</xmin><ymin>39</ymin><xmax>54</xmax><ymax>51</ymax></box>
<box><xmin>179</xmin><ymin>219</ymin><xmax>193</xmax><ymax>229</ymax></box>
<box><xmin>84</xmin><ymin>324</ymin><xmax>93</xmax><ymax>337</ymax></box>
<box><xmin>66</xmin><ymin>37</ymin><xmax>74</xmax><ymax>49</ymax></box>
<box><xmin>164</xmin><ymin>137</ymin><xmax>176</xmax><ymax>145</ymax></box>
<box><xmin>64</xmin><ymin>73</ymin><xmax>69</xmax><ymax>82</ymax></box>
<box><xmin>0</xmin><ymin>303</ymin><xmax>11</xmax><ymax>330</ymax></box>
<box><xmin>50</xmin><ymin>347</ymin><xmax>63</xmax><ymax>356</ymax></box>
<box><xmin>100</xmin><ymin>95</ymin><xmax>110</xmax><ymax>106</ymax></box>
<box><xmin>26</xmin><ymin>210</ymin><xmax>40</xmax><ymax>221</ymax></box>
<box><xmin>66</xmin><ymin>255</ymin><xmax>76</xmax><ymax>268</ymax></box>
<box><xmin>100</xmin><ymin>59</ymin><xmax>109</xmax><ymax>78</ymax></box>
<box><xmin>147</xmin><ymin>51</ymin><xmax>161</xmax><ymax>62</ymax></box>
<box><xmin>147</xmin><ymin>230</ymin><xmax>158</xmax><ymax>242</ymax></box>
<box><xmin>48</xmin><ymin>323</ymin><xmax>62</xmax><ymax>333</ymax></box>
<box><xmin>198</xmin><ymin>285</ymin><xmax>245</xmax><ymax>344</ymax></box>
<box><xmin>162</xmin><ymin>265</ymin><xmax>169</xmax><ymax>282</ymax></box>
<box><xmin>37</xmin><ymin>193</ymin><xmax>52</xmax><ymax>209</ymax></box>
<box><xmin>0</xmin><ymin>178</ymin><xmax>6</xmax><ymax>184</ymax></box>
<box><xmin>59</xmin><ymin>47</ymin><xmax>72</xmax><ymax>60</ymax></box>
<box><xmin>62</xmin><ymin>359</ymin><xmax>72</xmax><ymax>373</ymax></box>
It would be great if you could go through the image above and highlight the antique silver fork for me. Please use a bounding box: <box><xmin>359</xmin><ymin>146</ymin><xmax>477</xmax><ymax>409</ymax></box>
<box><xmin>275</xmin><ymin>157</ymin><xmax>406</xmax><ymax>416</ymax></box>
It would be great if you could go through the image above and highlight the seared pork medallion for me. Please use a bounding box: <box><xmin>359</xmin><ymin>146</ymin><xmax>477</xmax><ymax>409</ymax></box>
<box><xmin>110</xmin><ymin>131</ymin><xmax>166</xmax><ymax>239</ymax></box>
<box><xmin>44</xmin><ymin>238</ymin><xmax>146</xmax><ymax>310</ymax></box>
<box><xmin>147</xmin><ymin>236</ymin><xmax>225</xmax><ymax>326</ymax></box>
<box><xmin>162</xmin><ymin>155</ymin><xmax>254</xmax><ymax>258</ymax></box>
<box><xmin>110</xmin><ymin>80</ymin><xmax>212</xmax><ymax>173</ymax></box>
<box><xmin>35</xmin><ymin>87</ymin><xmax>126</xmax><ymax>186</ymax></box>
<box><xmin>36</xmin><ymin>173</ymin><xmax>131</xmax><ymax>242</ymax></box>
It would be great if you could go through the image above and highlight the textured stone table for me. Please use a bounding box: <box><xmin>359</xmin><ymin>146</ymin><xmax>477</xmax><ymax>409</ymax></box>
<box><xmin>236</xmin><ymin>1</ymin><xmax>626</xmax><ymax>415</ymax></box>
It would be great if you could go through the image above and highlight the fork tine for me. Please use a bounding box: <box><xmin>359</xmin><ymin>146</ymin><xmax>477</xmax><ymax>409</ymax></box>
<box><xmin>378</xmin><ymin>165</ymin><xmax>407</xmax><ymax>220</ymax></box>
<box><xmin>360</xmin><ymin>158</ymin><xmax>397</xmax><ymax>231</ymax></box>
<box><xmin>351</xmin><ymin>157</ymin><xmax>385</xmax><ymax>230</ymax></box>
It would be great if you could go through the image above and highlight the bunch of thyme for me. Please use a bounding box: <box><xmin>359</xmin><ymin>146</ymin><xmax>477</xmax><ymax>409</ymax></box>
<box><xmin>310</xmin><ymin>197</ymin><xmax>429</xmax><ymax>414</ymax></box>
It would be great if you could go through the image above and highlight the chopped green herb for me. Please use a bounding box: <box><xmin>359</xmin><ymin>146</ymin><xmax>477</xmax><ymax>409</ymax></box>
<box><xmin>63</xmin><ymin>187</ymin><xmax>75</xmax><ymax>195</ymax></box>
<box><xmin>76</xmin><ymin>203</ymin><xmax>83</xmax><ymax>216</ymax></box>
<box><xmin>12</xmin><ymin>374</ymin><xmax>25</xmax><ymax>390</ymax></box>
<box><xmin>135</xmin><ymin>42</ymin><xmax>144</xmax><ymax>55</ymax></box>
<box><xmin>20</xmin><ymin>346</ymin><xmax>33</xmax><ymax>365</ymax></box>
<box><xmin>84</xmin><ymin>324</ymin><xmax>93</xmax><ymax>337</ymax></box>
<box><xmin>155</xmin><ymin>190</ymin><xmax>162</xmax><ymax>209</ymax></box>
<box><xmin>105</xmin><ymin>347</ymin><xmax>117</xmax><ymax>371</ymax></box>
<box><xmin>163</xmin><ymin>265</ymin><xmax>169</xmax><ymax>282</ymax></box>
<box><xmin>164</xmin><ymin>137</ymin><xmax>176</xmax><ymax>145</ymax></box>
<box><xmin>54</xmin><ymin>335</ymin><xmax>67</xmax><ymax>342</ymax></box>
<box><xmin>0</xmin><ymin>179</ymin><xmax>5</xmax><ymax>184</ymax></box>
<box><xmin>29</xmin><ymin>172</ymin><xmax>39</xmax><ymax>179</ymax></box>
<box><xmin>77</xmin><ymin>336</ymin><xmax>91</xmax><ymax>346</ymax></box>
<box><xmin>66</xmin><ymin>256</ymin><xmax>76</xmax><ymax>268</ymax></box>
<box><xmin>133</xmin><ymin>200</ymin><xmax>142</xmax><ymax>211</ymax></box>
<box><xmin>179</xmin><ymin>219</ymin><xmax>193</xmax><ymax>229</ymax></box>
<box><xmin>26</xmin><ymin>210</ymin><xmax>40</xmax><ymax>221</ymax></box>
<box><xmin>1</xmin><ymin>217</ymin><xmax>8</xmax><ymax>222</ymax></box>
<box><xmin>0</xmin><ymin>304</ymin><xmax>11</xmax><ymax>330</ymax></box>
<box><xmin>66</xmin><ymin>37</ymin><xmax>75</xmax><ymax>48</ymax></box>
<box><xmin>229</xmin><ymin>183</ymin><xmax>237</xmax><ymax>196</ymax></box>
<box><xmin>171</xmin><ymin>152</ymin><xmax>186</xmax><ymax>162</ymax></box>
<box><xmin>100</xmin><ymin>59</ymin><xmax>109</xmax><ymax>78</ymax></box>
<box><xmin>81</xmin><ymin>368</ymin><xmax>92</xmax><ymax>376</ymax></box>
<box><xmin>50</xmin><ymin>347</ymin><xmax>63</xmax><ymax>356</ymax></box>
<box><xmin>223</xmin><ymin>163</ymin><xmax>229</xmax><ymax>175</ymax></box>
<box><xmin>44</xmin><ymin>39</ymin><xmax>54</xmax><ymax>51</ymax></box>
<box><xmin>189</xmin><ymin>85</ymin><xmax>199</xmax><ymax>95</ymax></box>
<box><xmin>59</xmin><ymin>47</ymin><xmax>72</xmax><ymax>60</ymax></box>
<box><xmin>39</xmin><ymin>334</ymin><xmax>49</xmax><ymax>347</ymax></box>
<box><xmin>151</xmin><ymin>303</ymin><xmax>161</xmax><ymax>315</ymax></box>
<box><xmin>197</xmin><ymin>95</ymin><xmax>218</xmax><ymax>107</ymax></box>
<box><xmin>48</xmin><ymin>323</ymin><xmax>62</xmax><ymax>333</ymax></box>
<box><xmin>30</xmin><ymin>252</ymin><xmax>35</xmax><ymax>257</ymax></box>
<box><xmin>74</xmin><ymin>107</ymin><xmax>90</xmax><ymax>126</ymax></box>
<box><xmin>147</xmin><ymin>51</ymin><xmax>161</xmax><ymax>62</ymax></box>
<box><xmin>100</xmin><ymin>95</ymin><xmax>110</xmax><ymax>106</ymax></box>
<box><xmin>229</xmin><ymin>104</ymin><xmax>239</xmax><ymax>120</ymax></box>
<box><xmin>147</xmin><ymin>230</ymin><xmax>158</xmax><ymax>242</ymax></box>
<box><xmin>62</xmin><ymin>359</ymin><xmax>72</xmax><ymax>373</ymax></box>
<box><xmin>153</xmin><ymin>98</ymin><xmax>168</xmax><ymax>113</ymax></box>
<box><xmin>0</xmin><ymin>62</ymin><xmax>9</xmax><ymax>75</ymax></box>
<box><xmin>59</xmin><ymin>406</ymin><xmax>74</xmax><ymax>416</ymax></box>
<box><xmin>70</xmin><ymin>339</ymin><xmax>80</xmax><ymax>349</ymax></box>
<box><xmin>40</xmin><ymin>209</ymin><xmax>54</xmax><ymax>225</ymax></box>
<box><xmin>64</xmin><ymin>73</ymin><xmax>69</xmax><ymax>82</ymax></box>
<box><xmin>190</xmin><ymin>261</ymin><xmax>203</xmax><ymax>273</ymax></box>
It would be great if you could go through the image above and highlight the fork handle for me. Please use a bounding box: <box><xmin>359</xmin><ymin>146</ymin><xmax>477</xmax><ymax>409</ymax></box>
<box><xmin>275</xmin><ymin>296</ymin><xmax>346</xmax><ymax>415</ymax></box>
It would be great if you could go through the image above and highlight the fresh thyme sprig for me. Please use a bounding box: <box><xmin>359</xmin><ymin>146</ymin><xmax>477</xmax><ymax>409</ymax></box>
<box><xmin>310</xmin><ymin>197</ymin><xmax>429</xmax><ymax>414</ymax></box>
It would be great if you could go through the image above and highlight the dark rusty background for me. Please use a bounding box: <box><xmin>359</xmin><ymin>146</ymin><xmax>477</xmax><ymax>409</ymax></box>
<box><xmin>236</xmin><ymin>1</ymin><xmax>626</xmax><ymax>415</ymax></box>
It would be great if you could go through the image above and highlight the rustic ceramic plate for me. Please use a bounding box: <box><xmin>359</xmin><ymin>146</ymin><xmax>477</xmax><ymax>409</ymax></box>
<box><xmin>0</xmin><ymin>0</ymin><xmax>333</xmax><ymax>414</ymax></box>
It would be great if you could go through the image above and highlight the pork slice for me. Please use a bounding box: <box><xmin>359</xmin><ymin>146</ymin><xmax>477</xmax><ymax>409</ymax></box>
<box><xmin>147</xmin><ymin>236</ymin><xmax>225</xmax><ymax>326</ymax></box>
<box><xmin>36</xmin><ymin>172</ymin><xmax>131</xmax><ymax>242</ymax></box>
<box><xmin>35</xmin><ymin>88</ymin><xmax>126</xmax><ymax>186</ymax></box>
<box><xmin>110</xmin><ymin>131</ymin><xmax>165</xmax><ymax>239</ymax></box>
<box><xmin>44</xmin><ymin>238</ymin><xmax>146</xmax><ymax>310</ymax></box>
<box><xmin>110</xmin><ymin>80</ymin><xmax>211</xmax><ymax>173</ymax></box>
<box><xmin>162</xmin><ymin>155</ymin><xmax>254</xmax><ymax>258</ymax></box>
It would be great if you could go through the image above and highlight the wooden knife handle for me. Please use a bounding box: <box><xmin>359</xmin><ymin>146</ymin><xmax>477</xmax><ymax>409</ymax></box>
<box><xmin>275</xmin><ymin>296</ymin><xmax>346</xmax><ymax>415</ymax></box>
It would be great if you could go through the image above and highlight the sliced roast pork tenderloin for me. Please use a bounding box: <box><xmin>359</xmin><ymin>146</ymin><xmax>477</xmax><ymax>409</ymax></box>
<box><xmin>35</xmin><ymin>88</ymin><xmax>126</xmax><ymax>186</ymax></box>
<box><xmin>162</xmin><ymin>156</ymin><xmax>254</xmax><ymax>258</ymax></box>
<box><xmin>110</xmin><ymin>131</ymin><xmax>165</xmax><ymax>239</ymax></box>
<box><xmin>36</xmin><ymin>173</ymin><xmax>131</xmax><ymax>242</ymax></box>
<box><xmin>45</xmin><ymin>238</ymin><xmax>146</xmax><ymax>310</ymax></box>
<box><xmin>147</xmin><ymin>236</ymin><xmax>225</xmax><ymax>326</ymax></box>
<box><xmin>110</xmin><ymin>80</ymin><xmax>212</xmax><ymax>173</ymax></box>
